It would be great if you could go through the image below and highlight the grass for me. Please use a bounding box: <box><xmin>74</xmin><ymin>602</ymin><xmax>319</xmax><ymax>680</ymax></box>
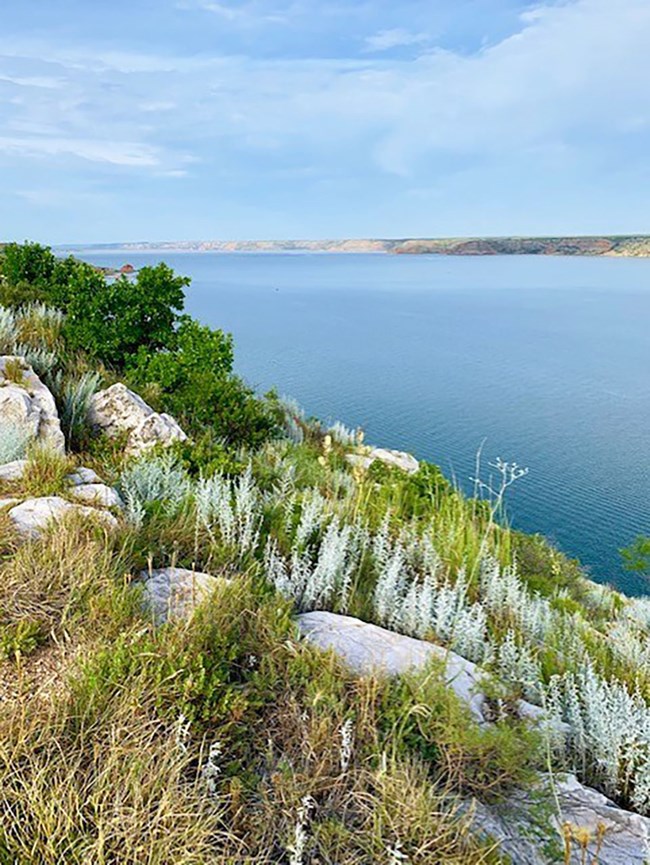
<box><xmin>0</xmin><ymin>565</ymin><xmax>517</xmax><ymax>863</ymax></box>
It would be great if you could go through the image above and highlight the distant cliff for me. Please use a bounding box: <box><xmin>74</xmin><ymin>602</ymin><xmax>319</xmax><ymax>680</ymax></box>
<box><xmin>392</xmin><ymin>235</ymin><xmax>650</xmax><ymax>256</ymax></box>
<box><xmin>64</xmin><ymin>235</ymin><xmax>650</xmax><ymax>257</ymax></box>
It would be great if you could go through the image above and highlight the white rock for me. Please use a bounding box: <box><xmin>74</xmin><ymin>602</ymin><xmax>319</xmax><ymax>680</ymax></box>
<box><xmin>70</xmin><ymin>483</ymin><xmax>123</xmax><ymax>509</ymax></box>
<box><xmin>0</xmin><ymin>497</ymin><xmax>21</xmax><ymax>510</ymax></box>
<box><xmin>345</xmin><ymin>453</ymin><xmax>374</xmax><ymax>472</ymax></box>
<box><xmin>139</xmin><ymin>567</ymin><xmax>226</xmax><ymax>625</ymax></box>
<box><xmin>0</xmin><ymin>357</ymin><xmax>65</xmax><ymax>453</ymax></box>
<box><xmin>127</xmin><ymin>411</ymin><xmax>187</xmax><ymax>455</ymax></box>
<box><xmin>345</xmin><ymin>447</ymin><xmax>419</xmax><ymax>475</ymax></box>
<box><xmin>471</xmin><ymin>773</ymin><xmax>650</xmax><ymax>865</ymax></box>
<box><xmin>6</xmin><ymin>496</ymin><xmax>118</xmax><ymax>539</ymax></box>
<box><xmin>297</xmin><ymin>610</ymin><xmax>487</xmax><ymax>721</ymax></box>
<box><xmin>67</xmin><ymin>466</ymin><xmax>103</xmax><ymax>486</ymax></box>
<box><xmin>0</xmin><ymin>459</ymin><xmax>28</xmax><ymax>482</ymax></box>
<box><xmin>88</xmin><ymin>383</ymin><xmax>187</xmax><ymax>456</ymax></box>
<box><xmin>369</xmin><ymin>447</ymin><xmax>419</xmax><ymax>474</ymax></box>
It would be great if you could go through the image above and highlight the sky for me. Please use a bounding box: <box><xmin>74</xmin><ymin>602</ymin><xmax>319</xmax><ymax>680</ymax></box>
<box><xmin>1</xmin><ymin>0</ymin><xmax>650</xmax><ymax>243</ymax></box>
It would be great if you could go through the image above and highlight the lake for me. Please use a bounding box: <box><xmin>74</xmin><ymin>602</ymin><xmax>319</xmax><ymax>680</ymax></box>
<box><xmin>76</xmin><ymin>251</ymin><xmax>650</xmax><ymax>595</ymax></box>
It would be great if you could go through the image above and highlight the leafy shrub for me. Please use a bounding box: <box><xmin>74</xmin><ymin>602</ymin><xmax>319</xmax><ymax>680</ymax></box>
<box><xmin>0</xmin><ymin>242</ymin><xmax>57</xmax><ymax>304</ymax></box>
<box><xmin>128</xmin><ymin>316</ymin><xmax>276</xmax><ymax>447</ymax></box>
<box><xmin>60</xmin><ymin>262</ymin><xmax>188</xmax><ymax>368</ymax></box>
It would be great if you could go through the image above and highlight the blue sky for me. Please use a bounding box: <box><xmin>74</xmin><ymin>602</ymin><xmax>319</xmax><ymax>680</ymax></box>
<box><xmin>1</xmin><ymin>0</ymin><xmax>649</xmax><ymax>243</ymax></box>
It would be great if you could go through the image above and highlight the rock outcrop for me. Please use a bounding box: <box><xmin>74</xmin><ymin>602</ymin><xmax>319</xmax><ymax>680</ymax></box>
<box><xmin>0</xmin><ymin>357</ymin><xmax>65</xmax><ymax>453</ymax></box>
<box><xmin>346</xmin><ymin>447</ymin><xmax>419</xmax><ymax>475</ymax></box>
<box><xmin>5</xmin><ymin>496</ymin><xmax>118</xmax><ymax>539</ymax></box>
<box><xmin>297</xmin><ymin>611</ymin><xmax>650</xmax><ymax>865</ymax></box>
<box><xmin>67</xmin><ymin>466</ymin><xmax>103</xmax><ymax>486</ymax></box>
<box><xmin>70</xmin><ymin>483</ymin><xmax>123</xmax><ymax>509</ymax></box>
<box><xmin>297</xmin><ymin>610</ymin><xmax>547</xmax><ymax>725</ymax></box>
<box><xmin>0</xmin><ymin>460</ymin><xmax>28</xmax><ymax>482</ymax></box>
<box><xmin>139</xmin><ymin>567</ymin><xmax>226</xmax><ymax>625</ymax></box>
<box><xmin>88</xmin><ymin>383</ymin><xmax>187</xmax><ymax>456</ymax></box>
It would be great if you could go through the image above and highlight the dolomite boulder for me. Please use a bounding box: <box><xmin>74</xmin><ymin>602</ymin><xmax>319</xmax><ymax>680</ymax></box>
<box><xmin>88</xmin><ymin>383</ymin><xmax>187</xmax><ymax>456</ymax></box>
<box><xmin>67</xmin><ymin>466</ymin><xmax>103</xmax><ymax>486</ymax></box>
<box><xmin>139</xmin><ymin>567</ymin><xmax>227</xmax><ymax>625</ymax></box>
<box><xmin>296</xmin><ymin>611</ymin><xmax>650</xmax><ymax>865</ymax></box>
<box><xmin>471</xmin><ymin>773</ymin><xmax>650</xmax><ymax>865</ymax></box>
<box><xmin>5</xmin><ymin>496</ymin><xmax>118</xmax><ymax>540</ymax></box>
<box><xmin>346</xmin><ymin>447</ymin><xmax>419</xmax><ymax>475</ymax></box>
<box><xmin>0</xmin><ymin>459</ymin><xmax>28</xmax><ymax>482</ymax></box>
<box><xmin>0</xmin><ymin>356</ymin><xmax>65</xmax><ymax>453</ymax></box>
<box><xmin>369</xmin><ymin>447</ymin><xmax>419</xmax><ymax>474</ymax></box>
<box><xmin>70</xmin><ymin>483</ymin><xmax>123</xmax><ymax>509</ymax></box>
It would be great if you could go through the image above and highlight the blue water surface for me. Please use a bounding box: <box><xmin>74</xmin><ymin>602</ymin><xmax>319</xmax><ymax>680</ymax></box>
<box><xmin>76</xmin><ymin>251</ymin><xmax>650</xmax><ymax>594</ymax></box>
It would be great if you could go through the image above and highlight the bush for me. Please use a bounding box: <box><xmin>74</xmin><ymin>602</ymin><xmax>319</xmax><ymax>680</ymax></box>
<box><xmin>128</xmin><ymin>317</ymin><xmax>276</xmax><ymax>447</ymax></box>
<box><xmin>61</xmin><ymin>262</ymin><xmax>188</xmax><ymax>368</ymax></box>
<box><xmin>0</xmin><ymin>241</ymin><xmax>57</xmax><ymax>305</ymax></box>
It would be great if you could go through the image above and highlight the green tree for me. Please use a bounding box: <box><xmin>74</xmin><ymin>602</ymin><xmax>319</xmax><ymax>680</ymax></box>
<box><xmin>0</xmin><ymin>241</ymin><xmax>57</xmax><ymax>305</ymax></box>
<box><xmin>63</xmin><ymin>262</ymin><xmax>188</xmax><ymax>367</ymax></box>
<box><xmin>0</xmin><ymin>241</ymin><xmax>57</xmax><ymax>287</ymax></box>
<box><xmin>129</xmin><ymin>317</ymin><xmax>276</xmax><ymax>447</ymax></box>
<box><xmin>621</xmin><ymin>536</ymin><xmax>650</xmax><ymax>581</ymax></box>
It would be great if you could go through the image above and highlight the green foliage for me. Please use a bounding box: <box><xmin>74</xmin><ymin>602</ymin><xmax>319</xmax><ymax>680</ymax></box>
<box><xmin>0</xmin><ymin>241</ymin><xmax>57</xmax><ymax>303</ymax></box>
<box><xmin>61</xmin><ymin>262</ymin><xmax>187</xmax><ymax>367</ymax></box>
<box><xmin>379</xmin><ymin>666</ymin><xmax>542</xmax><ymax>800</ymax></box>
<box><xmin>128</xmin><ymin>316</ymin><xmax>276</xmax><ymax>447</ymax></box>
<box><xmin>621</xmin><ymin>536</ymin><xmax>650</xmax><ymax>579</ymax></box>
<box><xmin>172</xmin><ymin>430</ymin><xmax>247</xmax><ymax>477</ymax></box>
<box><xmin>0</xmin><ymin>619</ymin><xmax>44</xmax><ymax>661</ymax></box>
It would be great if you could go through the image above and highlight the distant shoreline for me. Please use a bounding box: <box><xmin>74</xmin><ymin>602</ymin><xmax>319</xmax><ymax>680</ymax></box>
<box><xmin>60</xmin><ymin>234</ymin><xmax>650</xmax><ymax>257</ymax></box>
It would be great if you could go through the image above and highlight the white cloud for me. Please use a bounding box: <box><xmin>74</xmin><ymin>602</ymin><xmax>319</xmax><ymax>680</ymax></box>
<box><xmin>1</xmin><ymin>0</ymin><xmax>650</xmax><ymax>182</ymax></box>
<box><xmin>0</xmin><ymin>74</ymin><xmax>64</xmax><ymax>89</ymax></box>
<box><xmin>0</xmin><ymin>136</ymin><xmax>160</xmax><ymax>166</ymax></box>
<box><xmin>363</xmin><ymin>28</ymin><xmax>429</xmax><ymax>52</ymax></box>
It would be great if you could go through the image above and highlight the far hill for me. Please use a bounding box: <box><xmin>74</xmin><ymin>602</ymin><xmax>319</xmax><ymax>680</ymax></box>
<box><xmin>60</xmin><ymin>234</ymin><xmax>650</xmax><ymax>257</ymax></box>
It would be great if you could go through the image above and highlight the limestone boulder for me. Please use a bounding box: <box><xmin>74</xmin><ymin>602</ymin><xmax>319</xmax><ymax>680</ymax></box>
<box><xmin>88</xmin><ymin>383</ymin><xmax>187</xmax><ymax>456</ymax></box>
<box><xmin>298</xmin><ymin>610</ymin><xmax>487</xmax><ymax>722</ymax></box>
<box><xmin>70</xmin><ymin>483</ymin><xmax>123</xmax><ymax>509</ymax></box>
<box><xmin>471</xmin><ymin>773</ymin><xmax>650</xmax><ymax>865</ymax></box>
<box><xmin>370</xmin><ymin>447</ymin><xmax>419</xmax><ymax>474</ymax></box>
<box><xmin>67</xmin><ymin>466</ymin><xmax>103</xmax><ymax>486</ymax></box>
<box><xmin>0</xmin><ymin>357</ymin><xmax>65</xmax><ymax>453</ymax></box>
<box><xmin>0</xmin><ymin>459</ymin><xmax>28</xmax><ymax>482</ymax></box>
<box><xmin>345</xmin><ymin>447</ymin><xmax>419</xmax><ymax>475</ymax></box>
<box><xmin>139</xmin><ymin>567</ymin><xmax>227</xmax><ymax>625</ymax></box>
<box><xmin>6</xmin><ymin>496</ymin><xmax>118</xmax><ymax>540</ymax></box>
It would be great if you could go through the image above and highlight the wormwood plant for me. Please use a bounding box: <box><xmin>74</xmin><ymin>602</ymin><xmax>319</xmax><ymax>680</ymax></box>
<box><xmin>0</xmin><ymin>418</ymin><xmax>32</xmax><ymax>463</ymax></box>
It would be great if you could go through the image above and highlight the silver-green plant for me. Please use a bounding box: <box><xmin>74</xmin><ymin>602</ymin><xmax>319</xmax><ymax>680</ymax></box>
<box><xmin>0</xmin><ymin>418</ymin><xmax>32</xmax><ymax>463</ymax></box>
<box><xmin>195</xmin><ymin>466</ymin><xmax>260</xmax><ymax>557</ymax></box>
<box><xmin>57</xmin><ymin>371</ymin><xmax>101</xmax><ymax>449</ymax></box>
<box><xmin>0</xmin><ymin>307</ymin><xmax>17</xmax><ymax>353</ymax></box>
<box><xmin>12</xmin><ymin>343</ymin><xmax>58</xmax><ymax>378</ymax></box>
<box><xmin>119</xmin><ymin>452</ymin><xmax>191</xmax><ymax>526</ymax></box>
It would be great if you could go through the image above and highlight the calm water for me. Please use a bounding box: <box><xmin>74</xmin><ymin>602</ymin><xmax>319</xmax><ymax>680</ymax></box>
<box><xmin>77</xmin><ymin>251</ymin><xmax>650</xmax><ymax>595</ymax></box>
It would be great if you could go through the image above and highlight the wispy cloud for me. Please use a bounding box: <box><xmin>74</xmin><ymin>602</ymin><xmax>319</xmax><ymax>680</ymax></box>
<box><xmin>363</xmin><ymin>28</ymin><xmax>430</xmax><ymax>53</ymax></box>
<box><xmin>0</xmin><ymin>135</ymin><xmax>160</xmax><ymax>166</ymax></box>
<box><xmin>2</xmin><ymin>0</ymin><xmax>650</xmax><ymax>240</ymax></box>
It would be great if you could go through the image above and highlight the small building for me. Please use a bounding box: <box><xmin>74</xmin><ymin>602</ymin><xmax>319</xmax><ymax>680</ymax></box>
<box><xmin>119</xmin><ymin>263</ymin><xmax>135</xmax><ymax>274</ymax></box>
